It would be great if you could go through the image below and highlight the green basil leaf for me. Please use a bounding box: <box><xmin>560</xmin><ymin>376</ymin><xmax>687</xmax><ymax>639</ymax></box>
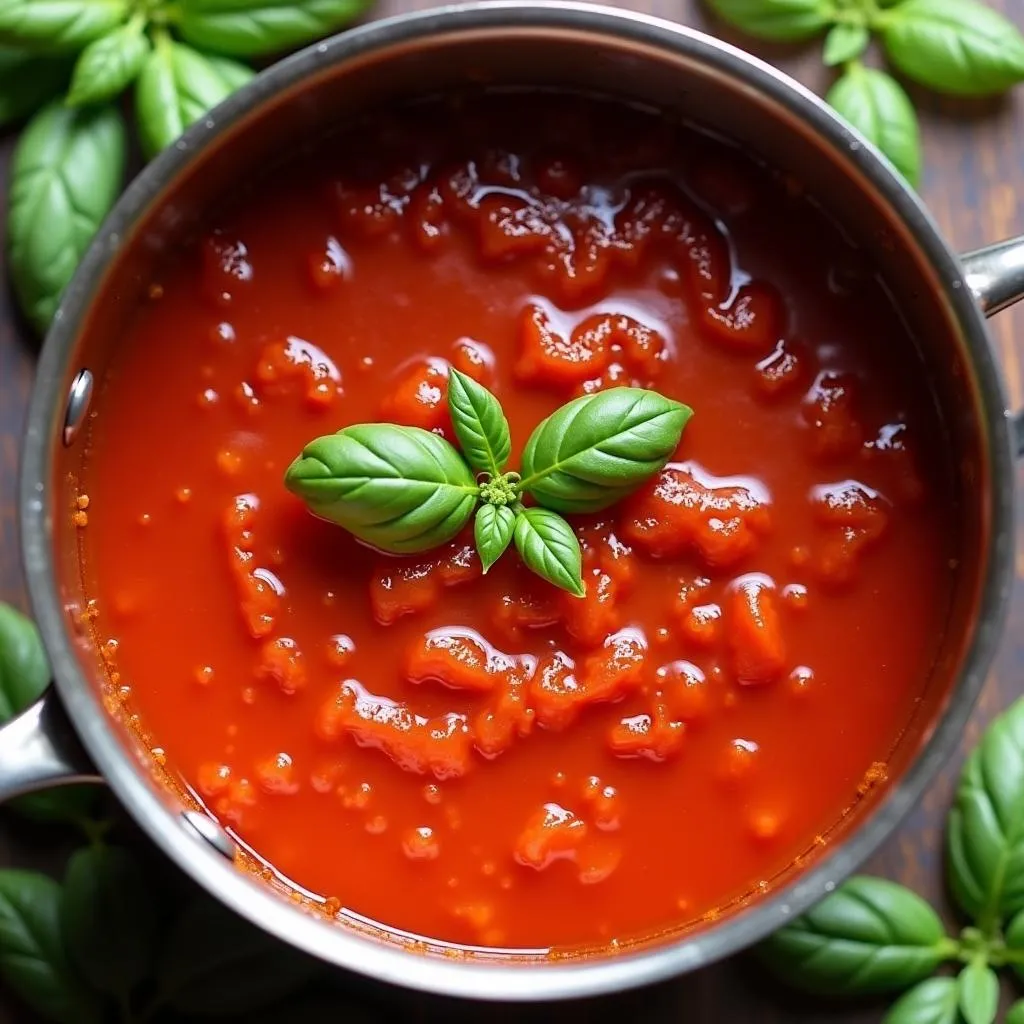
<box><xmin>447</xmin><ymin>368</ymin><xmax>511</xmax><ymax>475</ymax></box>
<box><xmin>513</xmin><ymin>508</ymin><xmax>584</xmax><ymax>597</ymax></box>
<box><xmin>135</xmin><ymin>39</ymin><xmax>236</xmax><ymax>159</ymax></box>
<box><xmin>66</xmin><ymin>16</ymin><xmax>149</xmax><ymax>106</ymax></box>
<box><xmin>176</xmin><ymin>0</ymin><xmax>367</xmax><ymax>58</ymax></box>
<box><xmin>1007</xmin><ymin>1000</ymin><xmax>1024</xmax><ymax>1024</ymax></box>
<box><xmin>947</xmin><ymin>697</ymin><xmax>1024</xmax><ymax>932</ymax></box>
<box><xmin>61</xmin><ymin>845</ymin><xmax>157</xmax><ymax>997</ymax></box>
<box><xmin>0</xmin><ymin>870</ymin><xmax>103</xmax><ymax>1024</ymax></box>
<box><xmin>520</xmin><ymin>387</ymin><xmax>691</xmax><ymax>514</ymax></box>
<box><xmin>823</xmin><ymin>23</ymin><xmax>870</xmax><ymax>66</ymax></box>
<box><xmin>757</xmin><ymin>876</ymin><xmax>954</xmax><ymax>995</ymax></box>
<box><xmin>881</xmin><ymin>0</ymin><xmax>1024</xmax><ymax>97</ymax></box>
<box><xmin>0</xmin><ymin>604</ymin><xmax>96</xmax><ymax>823</ymax></box>
<box><xmin>1001</xmin><ymin>908</ymin><xmax>1024</xmax><ymax>981</ymax></box>
<box><xmin>202</xmin><ymin>51</ymin><xmax>255</xmax><ymax>90</ymax></box>
<box><xmin>0</xmin><ymin>48</ymin><xmax>69</xmax><ymax>126</ymax></box>
<box><xmin>826</xmin><ymin>65</ymin><xmax>921</xmax><ymax>187</ymax></box>
<box><xmin>883</xmin><ymin>976</ymin><xmax>960</xmax><ymax>1024</ymax></box>
<box><xmin>0</xmin><ymin>0</ymin><xmax>128</xmax><ymax>53</ymax></box>
<box><xmin>8</xmin><ymin>100</ymin><xmax>126</xmax><ymax>335</ymax></box>
<box><xmin>0</xmin><ymin>603</ymin><xmax>49</xmax><ymax>719</ymax></box>
<box><xmin>475</xmin><ymin>503</ymin><xmax>516</xmax><ymax>573</ymax></box>
<box><xmin>285</xmin><ymin>424</ymin><xmax>478</xmax><ymax>554</ymax></box>
<box><xmin>702</xmin><ymin>0</ymin><xmax>835</xmax><ymax>41</ymax></box>
<box><xmin>958</xmin><ymin>960</ymin><xmax>999</xmax><ymax>1024</ymax></box>
<box><xmin>156</xmin><ymin>896</ymin><xmax>318</xmax><ymax>1015</ymax></box>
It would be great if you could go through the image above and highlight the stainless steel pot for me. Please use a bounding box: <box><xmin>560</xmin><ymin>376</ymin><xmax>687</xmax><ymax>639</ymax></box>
<box><xmin>7</xmin><ymin>1</ymin><xmax>1024</xmax><ymax>1002</ymax></box>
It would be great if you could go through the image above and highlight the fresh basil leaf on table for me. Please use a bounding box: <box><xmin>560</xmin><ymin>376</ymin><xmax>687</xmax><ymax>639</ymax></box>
<box><xmin>513</xmin><ymin>507</ymin><xmax>584</xmax><ymax>598</ymax></box>
<box><xmin>475</xmin><ymin>503</ymin><xmax>517</xmax><ymax>573</ymax></box>
<box><xmin>0</xmin><ymin>48</ymin><xmax>69</xmax><ymax>126</ymax></box>
<box><xmin>1000</xmin><ymin>908</ymin><xmax>1024</xmax><ymax>980</ymax></box>
<box><xmin>958</xmin><ymin>959</ymin><xmax>999</xmax><ymax>1024</ymax></box>
<box><xmin>447</xmin><ymin>368</ymin><xmax>512</xmax><ymax>476</ymax></box>
<box><xmin>155</xmin><ymin>896</ymin><xmax>318</xmax><ymax>1016</ymax></box>
<box><xmin>0</xmin><ymin>604</ymin><xmax>50</xmax><ymax>718</ymax></box>
<box><xmin>947</xmin><ymin>698</ymin><xmax>1024</xmax><ymax>932</ymax></box>
<box><xmin>66</xmin><ymin>16</ymin><xmax>151</xmax><ymax>106</ymax></box>
<box><xmin>880</xmin><ymin>0</ymin><xmax>1024</xmax><ymax>97</ymax></box>
<box><xmin>519</xmin><ymin>387</ymin><xmax>691</xmax><ymax>515</ymax></box>
<box><xmin>0</xmin><ymin>0</ymin><xmax>128</xmax><ymax>53</ymax></box>
<box><xmin>175</xmin><ymin>0</ymin><xmax>368</xmax><ymax>57</ymax></box>
<box><xmin>0</xmin><ymin>870</ymin><xmax>103</xmax><ymax>1024</ymax></box>
<box><xmin>882</xmin><ymin>976</ymin><xmax>960</xmax><ymax>1024</ymax></box>
<box><xmin>201</xmin><ymin>51</ymin><xmax>256</xmax><ymax>90</ymax></box>
<box><xmin>826</xmin><ymin>63</ymin><xmax>921</xmax><ymax>187</ymax></box>
<box><xmin>285</xmin><ymin>423</ymin><xmax>479</xmax><ymax>553</ymax></box>
<box><xmin>61</xmin><ymin>845</ymin><xmax>158</xmax><ymax>998</ymax></box>
<box><xmin>702</xmin><ymin>0</ymin><xmax>835</xmax><ymax>41</ymax></box>
<box><xmin>757</xmin><ymin>876</ymin><xmax>956</xmax><ymax>994</ymax></box>
<box><xmin>0</xmin><ymin>604</ymin><xmax>96</xmax><ymax>823</ymax></box>
<box><xmin>823</xmin><ymin>22</ymin><xmax>870</xmax><ymax>67</ymax></box>
<box><xmin>135</xmin><ymin>38</ymin><xmax>240</xmax><ymax>158</ymax></box>
<box><xmin>7</xmin><ymin>101</ymin><xmax>126</xmax><ymax>335</ymax></box>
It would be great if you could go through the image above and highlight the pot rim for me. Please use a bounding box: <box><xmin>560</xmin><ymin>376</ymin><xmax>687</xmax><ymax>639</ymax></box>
<box><xmin>19</xmin><ymin>0</ymin><xmax>1018</xmax><ymax>1001</ymax></box>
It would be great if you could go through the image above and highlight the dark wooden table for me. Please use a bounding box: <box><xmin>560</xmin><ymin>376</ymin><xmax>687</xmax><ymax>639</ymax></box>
<box><xmin>1</xmin><ymin>1</ymin><xmax>1023</xmax><ymax>1020</ymax></box>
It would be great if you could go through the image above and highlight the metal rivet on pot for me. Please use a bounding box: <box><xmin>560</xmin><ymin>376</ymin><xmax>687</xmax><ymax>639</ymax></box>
<box><xmin>62</xmin><ymin>369</ymin><xmax>93</xmax><ymax>447</ymax></box>
<box><xmin>181</xmin><ymin>810</ymin><xmax>236</xmax><ymax>860</ymax></box>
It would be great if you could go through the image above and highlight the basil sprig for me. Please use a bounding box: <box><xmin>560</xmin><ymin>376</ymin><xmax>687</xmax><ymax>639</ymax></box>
<box><xmin>286</xmin><ymin>371</ymin><xmax>691</xmax><ymax>595</ymax></box>
<box><xmin>703</xmin><ymin>0</ymin><xmax>1024</xmax><ymax>188</ymax></box>
<box><xmin>947</xmin><ymin>697</ymin><xmax>1024</xmax><ymax>934</ymax></box>
<box><xmin>0</xmin><ymin>837</ymin><xmax>321</xmax><ymax>1022</ymax></box>
<box><xmin>0</xmin><ymin>0</ymin><xmax>366</xmax><ymax>338</ymax></box>
<box><xmin>759</xmin><ymin>697</ymin><xmax>1024</xmax><ymax>1024</ymax></box>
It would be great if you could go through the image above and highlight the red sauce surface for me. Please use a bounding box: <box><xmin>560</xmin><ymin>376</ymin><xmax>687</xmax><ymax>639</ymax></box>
<box><xmin>80</xmin><ymin>93</ymin><xmax>957</xmax><ymax>952</ymax></box>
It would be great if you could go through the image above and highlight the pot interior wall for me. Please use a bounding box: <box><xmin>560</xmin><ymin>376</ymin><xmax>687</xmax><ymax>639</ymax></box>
<box><xmin>49</xmin><ymin>21</ymin><xmax>990</xmax><ymax>950</ymax></box>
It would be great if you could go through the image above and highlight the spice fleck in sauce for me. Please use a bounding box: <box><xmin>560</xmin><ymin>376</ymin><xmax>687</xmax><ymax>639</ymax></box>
<box><xmin>81</xmin><ymin>93</ymin><xmax>956</xmax><ymax>951</ymax></box>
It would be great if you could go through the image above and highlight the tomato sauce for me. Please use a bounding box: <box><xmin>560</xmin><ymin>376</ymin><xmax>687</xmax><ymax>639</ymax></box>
<box><xmin>79</xmin><ymin>92</ymin><xmax>957</xmax><ymax>952</ymax></box>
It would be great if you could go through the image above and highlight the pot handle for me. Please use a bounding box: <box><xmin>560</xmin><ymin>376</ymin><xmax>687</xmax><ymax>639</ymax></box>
<box><xmin>961</xmin><ymin>235</ymin><xmax>1024</xmax><ymax>455</ymax></box>
<box><xmin>0</xmin><ymin>688</ymin><xmax>101</xmax><ymax>801</ymax></box>
<box><xmin>962</xmin><ymin>236</ymin><xmax>1024</xmax><ymax>317</ymax></box>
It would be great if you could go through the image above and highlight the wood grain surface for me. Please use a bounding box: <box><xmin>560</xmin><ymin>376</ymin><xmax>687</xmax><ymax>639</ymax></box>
<box><xmin>1</xmin><ymin>1</ymin><xmax>1023</xmax><ymax>1020</ymax></box>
